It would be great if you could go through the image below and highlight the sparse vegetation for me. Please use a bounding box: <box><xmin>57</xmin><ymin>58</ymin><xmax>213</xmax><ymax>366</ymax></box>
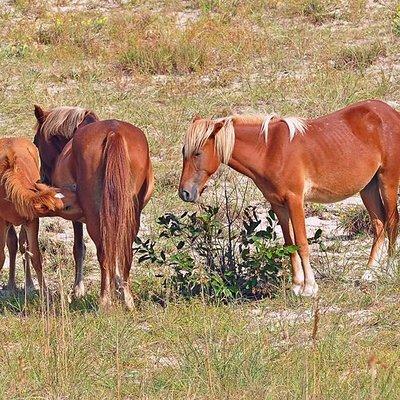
<box><xmin>0</xmin><ymin>0</ymin><xmax>399</xmax><ymax>398</ymax></box>
<box><xmin>333</xmin><ymin>43</ymin><xmax>386</xmax><ymax>71</ymax></box>
<box><xmin>338</xmin><ymin>205</ymin><xmax>373</xmax><ymax>238</ymax></box>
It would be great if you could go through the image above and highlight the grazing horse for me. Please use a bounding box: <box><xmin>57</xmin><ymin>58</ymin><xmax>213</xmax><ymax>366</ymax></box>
<box><xmin>0</xmin><ymin>138</ymin><xmax>80</xmax><ymax>293</ymax></box>
<box><xmin>179</xmin><ymin>100</ymin><xmax>400</xmax><ymax>296</ymax></box>
<box><xmin>34</xmin><ymin>106</ymin><xmax>154</xmax><ymax>309</ymax></box>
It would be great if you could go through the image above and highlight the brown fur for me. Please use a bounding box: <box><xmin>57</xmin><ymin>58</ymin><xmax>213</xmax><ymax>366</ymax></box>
<box><xmin>34</xmin><ymin>105</ymin><xmax>154</xmax><ymax>309</ymax></box>
<box><xmin>0</xmin><ymin>141</ymin><xmax>62</xmax><ymax>220</ymax></box>
<box><xmin>179</xmin><ymin>100</ymin><xmax>400</xmax><ymax>297</ymax></box>
<box><xmin>0</xmin><ymin>137</ymin><xmax>77</xmax><ymax>294</ymax></box>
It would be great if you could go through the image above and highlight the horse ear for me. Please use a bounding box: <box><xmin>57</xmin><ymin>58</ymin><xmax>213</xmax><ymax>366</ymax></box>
<box><xmin>34</xmin><ymin>105</ymin><xmax>47</xmax><ymax>124</ymax></box>
<box><xmin>210</xmin><ymin>120</ymin><xmax>224</xmax><ymax>137</ymax></box>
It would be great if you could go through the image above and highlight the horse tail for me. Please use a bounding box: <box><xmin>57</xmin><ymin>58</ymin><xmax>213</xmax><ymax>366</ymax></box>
<box><xmin>100</xmin><ymin>131</ymin><xmax>137</xmax><ymax>286</ymax></box>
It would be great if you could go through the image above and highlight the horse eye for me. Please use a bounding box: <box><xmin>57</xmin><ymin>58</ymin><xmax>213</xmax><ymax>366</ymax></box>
<box><xmin>194</xmin><ymin>152</ymin><xmax>201</xmax><ymax>157</ymax></box>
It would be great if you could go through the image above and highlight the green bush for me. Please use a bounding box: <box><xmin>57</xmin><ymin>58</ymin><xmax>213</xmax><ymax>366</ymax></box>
<box><xmin>135</xmin><ymin>206</ymin><xmax>297</xmax><ymax>302</ymax></box>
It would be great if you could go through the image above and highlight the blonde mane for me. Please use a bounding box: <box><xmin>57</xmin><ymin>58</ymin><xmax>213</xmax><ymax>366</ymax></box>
<box><xmin>0</xmin><ymin>154</ymin><xmax>60</xmax><ymax>220</ymax></box>
<box><xmin>39</xmin><ymin>106</ymin><xmax>98</xmax><ymax>140</ymax></box>
<box><xmin>184</xmin><ymin>113</ymin><xmax>307</xmax><ymax>164</ymax></box>
<box><xmin>184</xmin><ymin>117</ymin><xmax>235</xmax><ymax>164</ymax></box>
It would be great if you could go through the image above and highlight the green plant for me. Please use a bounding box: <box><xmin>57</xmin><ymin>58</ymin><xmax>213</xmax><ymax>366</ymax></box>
<box><xmin>135</xmin><ymin>206</ymin><xmax>296</xmax><ymax>302</ymax></box>
<box><xmin>394</xmin><ymin>5</ymin><xmax>400</xmax><ymax>36</ymax></box>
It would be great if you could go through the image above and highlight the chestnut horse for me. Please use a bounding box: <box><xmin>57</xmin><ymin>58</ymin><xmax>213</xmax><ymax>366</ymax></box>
<box><xmin>179</xmin><ymin>100</ymin><xmax>400</xmax><ymax>296</ymax></box>
<box><xmin>0</xmin><ymin>138</ymin><xmax>80</xmax><ymax>293</ymax></box>
<box><xmin>33</xmin><ymin>106</ymin><xmax>99</xmax><ymax>298</ymax></box>
<box><xmin>33</xmin><ymin>106</ymin><xmax>154</xmax><ymax>309</ymax></box>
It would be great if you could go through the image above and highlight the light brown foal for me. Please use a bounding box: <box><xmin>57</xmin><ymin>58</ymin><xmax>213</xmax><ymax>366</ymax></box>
<box><xmin>179</xmin><ymin>100</ymin><xmax>400</xmax><ymax>296</ymax></box>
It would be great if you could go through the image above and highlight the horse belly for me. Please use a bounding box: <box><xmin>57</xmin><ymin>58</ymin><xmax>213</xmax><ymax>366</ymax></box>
<box><xmin>304</xmin><ymin>172</ymin><xmax>375</xmax><ymax>204</ymax></box>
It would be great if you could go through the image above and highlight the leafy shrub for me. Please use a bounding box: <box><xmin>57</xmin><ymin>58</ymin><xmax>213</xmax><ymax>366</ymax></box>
<box><xmin>135</xmin><ymin>206</ymin><xmax>297</xmax><ymax>302</ymax></box>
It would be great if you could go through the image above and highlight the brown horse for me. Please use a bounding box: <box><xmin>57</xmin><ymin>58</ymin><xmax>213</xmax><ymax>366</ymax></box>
<box><xmin>0</xmin><ymin>138</ymin><xmax>80</xmax><ymax>293</ymax></box>
<box><xmin>179</xmin><ymin>100</ymin><xmax>400</xmax><ymax>296</ymax></box>
<box><xmin>33</xmin><ymin>106</ymin><xmax>99</xmax><ymax>298</ymax></box>
<box><xmin>33</xmin><ymin>106</ymin><xmax>154</xmax><ymax>309</ymax></box>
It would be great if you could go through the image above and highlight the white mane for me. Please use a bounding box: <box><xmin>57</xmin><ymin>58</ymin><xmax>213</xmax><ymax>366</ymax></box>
<box><xmin>184</xmin><ymin>113</ymin><xmax>308</xmax><ymax>164</ymax></box>
<box><xmin>261</xmin><ymin>114</ymin><xmax>307</xmax><ymax>142</ymax></box>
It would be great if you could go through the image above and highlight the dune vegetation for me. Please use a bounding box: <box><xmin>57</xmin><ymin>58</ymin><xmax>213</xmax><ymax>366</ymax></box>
<box><xmin>0</xmin><ymin>0</ymin><xmax>399</xmax><ymax>398</ymax></box>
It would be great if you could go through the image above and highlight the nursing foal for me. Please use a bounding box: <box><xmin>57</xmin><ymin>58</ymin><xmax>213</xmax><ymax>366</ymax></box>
<box><xmin>0</xmin><ymin>138</ymin><xmax>79</xmax><ymax>293</ymax></box>
<box><xmin>179</xmin><ymin>100</ymin><xmax>400</xmax><ymax>296</ymax></box>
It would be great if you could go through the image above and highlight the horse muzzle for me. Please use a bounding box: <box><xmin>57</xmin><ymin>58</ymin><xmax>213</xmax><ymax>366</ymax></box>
<box><xmin>179</xmin><ymin>186</ymin><xmax>198</xmax><ymax>202</ymax></box>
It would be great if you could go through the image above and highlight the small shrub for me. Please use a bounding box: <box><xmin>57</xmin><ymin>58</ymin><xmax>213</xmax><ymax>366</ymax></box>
<box><xmin>333</xmin><ymin>43</ymin><xmax>385</xmax><ymax>70</ymax></box>
<box><xmin>135</xmin><ymin>206</ymin><xmax>296</xmax><ymax>302</ymax></box>
<box><xmin>338</xmin><ymin>205</ymin><xmax>372</xmax><ymax>237</ymax></box>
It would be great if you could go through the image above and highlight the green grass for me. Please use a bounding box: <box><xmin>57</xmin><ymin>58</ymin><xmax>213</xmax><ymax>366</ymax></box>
<box><xmin>0</xmin><ymin>0</ymin><xmax>400</xmax><ymax>398</ymax></box>
<box><xmin>0</xmin><ymin>280</ymin><xmax>398</xmax><ymax>399</ymax></box>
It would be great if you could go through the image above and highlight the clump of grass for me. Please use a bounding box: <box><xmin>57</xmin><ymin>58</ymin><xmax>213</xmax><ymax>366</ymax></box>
<box><xmin>120</xmin><ymin>32</ymin><xmax>206</xmax><ymax>75</ymax></box>
<box><xmin>305</xmin><ymin>203</ymin><xmax>328</xmax><ymax>218</ymax></box>
<box><xmin>333</xmin><ymin>43</ymin><xmax>385</xmax><ymax>70</ymax></box>
<box><xmin>338</xmin><ymin>205</ymin><xmax>372</xmax><ymax>237</ymax></box>
<box><xmin>285</xmin><ymin>0</ymin><xmax>340</xmax><ymax>24</ymax></box>
<box><xmin>393</xmin><ymin>6</ymin><xmax>400</xmax><ymax>36</ymax></box>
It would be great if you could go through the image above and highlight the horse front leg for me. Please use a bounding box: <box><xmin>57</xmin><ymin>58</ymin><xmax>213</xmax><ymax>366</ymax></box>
<box><xmin>286</xmin><ymin>195</ymin><xmax>318</xmax><ymax>297</ymax></box>
<box><xmin>272</xmin><ymin>204</ymin><xmax>305</xmax><ymax>295</ymax></box>
<box><xmin>24</xmin><ymin>219</ymin><xmax>48</xmax><ymax>297</ymax></box>
<box><xmin>72</xmin><ymin>221</ymin><xmax>86</xmax><ymax>298</ymax></box>
<box><xmin>5</xmin><ymin>225</ymin><xmax>18</xmax><ymax>292</ymax></box>
<box><xmin>18</xmin><ymin>226</ymin><xmax>35</xmax><ymax>292</ymax></box>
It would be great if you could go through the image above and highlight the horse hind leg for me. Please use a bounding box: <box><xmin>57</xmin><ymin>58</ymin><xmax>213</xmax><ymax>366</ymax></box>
<box><xmin>72</xmin><ymin>221</ymin><xmax>86</xmax><ymax>299</ymax></box>
<box><xmin>360</xmin><ymin>177</ymin><xmax>386</xmax><ymax>282</ymax></box>
<box><xmin>378</xmin><ymin>173</ymin><xmax>399</xmax><ymax>257</ymax></box>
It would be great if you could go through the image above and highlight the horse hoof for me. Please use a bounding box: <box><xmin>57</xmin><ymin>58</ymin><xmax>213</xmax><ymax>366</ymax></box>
<box><xmin>3</xmin><ymin>283</ymin><xmax>18</xmax><ymax>294</ymax></box>
<box><xmin>99</xmin><ymin>296</ymin><xmax>112</xmax><ymax>313</ymax></box>
<box><xmin>291</xmin><ymin>284</ymin><xmax>303</xmax><ymax>296</ymax></box>
<box><xmin>73</xmin><ymin>282</ymin><xmax>85</xmax><ymax>299</ymax></box>
<box><xmin>301</xmin><ymin>282</ymin><xmax>319</xmax><ymax>297</ymax></box>
<box><xmin>361</xmin><ymin>270</ymin><xmax>376</xmax><ymax>282</ymax></box>
<box><xmin>25</xmin><ymin>284</ymin><xmax>36</xmax><ymax>295</ymax></box>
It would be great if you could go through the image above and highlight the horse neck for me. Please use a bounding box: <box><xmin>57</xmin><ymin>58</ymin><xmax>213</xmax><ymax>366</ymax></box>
<box><xmin>227</xmin><ymin>120</ymin><xmax>271</xmax><ymax>181</ymax></box>
<box><xmin>38</xmin><ymin>136</ymin><xmax>70</xmax><ymax>183</ymax></box>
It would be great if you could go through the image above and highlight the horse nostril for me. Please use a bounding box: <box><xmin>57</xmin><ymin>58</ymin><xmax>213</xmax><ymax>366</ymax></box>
<box><xmin>180</xmin><ymin>189</ymin><xmax>191</xmax><ymax>202</ymax></box>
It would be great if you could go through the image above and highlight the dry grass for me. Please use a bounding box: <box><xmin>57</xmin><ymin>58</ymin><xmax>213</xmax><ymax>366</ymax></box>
<box><xmin>0</xmin><ymin>0</ymin><xmax>400</xmax><ymax>398</ymax></box>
